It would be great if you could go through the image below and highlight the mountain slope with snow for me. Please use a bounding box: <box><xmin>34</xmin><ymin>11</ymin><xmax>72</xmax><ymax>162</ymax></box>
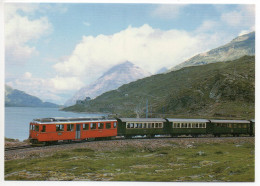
<box><xmin>65</xmin><ymin>61</ymin><xmax>151</xmax><ymax>106</ymax></box>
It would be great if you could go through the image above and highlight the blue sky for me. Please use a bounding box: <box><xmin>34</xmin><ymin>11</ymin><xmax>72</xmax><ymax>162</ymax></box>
<box><xmin>4</xmin><ymin>2</ymin><xmax>255</xmax><ymax>104</ymax></box>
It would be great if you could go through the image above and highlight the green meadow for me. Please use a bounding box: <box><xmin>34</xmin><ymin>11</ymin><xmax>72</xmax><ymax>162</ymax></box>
<box><xmin>5</xmin><ymin>139</ymin><xmax>254</xmax><ymax>181</ymax></box>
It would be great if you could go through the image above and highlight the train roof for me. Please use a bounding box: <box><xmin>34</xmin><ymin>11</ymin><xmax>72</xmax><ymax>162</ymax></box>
<box><xmin>210</xmin><ymin>119</ymin><xmax>250</xmax><ymax>124</ymax></box>
<box><xmin>166</xmin><ymin>118</ymin><xmax>209</xmax><ymax>123</ymax></box>
<box><xmin>32</xmin><ymin>117</ymin><xmax>116</xmax><ymax>124</ymax></box>
<box><xmin>118</xmin><ymin>118</ymin><xmax>166</xmax><ymax>122</ymax></box>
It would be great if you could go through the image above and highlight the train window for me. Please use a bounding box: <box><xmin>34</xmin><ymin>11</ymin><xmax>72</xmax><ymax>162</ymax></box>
<box><xmin>155</xmin><ymin>123</ymin><xmax>158</xmax><ymax>128</ymax></box>
<box><xmin>143</xmin><ymin>123</ymin><xmax>147</xmax><ymax>128</ymax></box>
<box><xmin>126</xmin><ymin>123</ymin><xmax>130</xmax><ymax>128</ymax></box>
<box><xmin>35</xmin><ymin>125</ymin><xmax>39</xmax><ymax>132</ymax></box>
<box><xmin>30</xmin><ymin>125</ymin><xmax>33</xmax><ymax>130</ymax></box>
<box><xmin>67</xmin><ymin>124</ymin><xmax>74</xmax><ymax>131</ymax></box>
<box><xmin>98</xmin><ymin>123</ymin><xmax>104</xmax><ymax>129</ymax></box>
<box><xmin>32</xmin><ymin>125</ymin><xmax>35</xmax><ymax>130</ymax></box>
<box><xmin>148</xmin><ymin>123</ymin><xmax>151</xmax><ymax>128</ymax></box>
<box><xmin>138</xmin><ymin>123</ymin><xmax>142</xmax><ymax>128</ymax></box>
<box><xmin>106</xmin><ymin>123</ymin><xmax>111</xmax><ymax>129</ymax></box>
<box><xmin>203</xmin><ymin>123</ymin><xmax>206</xmax><ymax>128</ymax></box>
<box><xmin>91</xmin><ymin>123</ymin><xmax>96</xmax><ymax>130</ymax></box>
<box><xmin>83</xmin><ymin>123</ymin><xmax>89</xmax><ymax>130</ymax></box>
<box><xmin>199</xmin><ymin>124</ymin><xmax>203</xmax><ymax>128</ymax></box>
<box><xmin>114</xmin><ymin>122</ymin><xmax>117</xmax><ymax>128</ymax></box>
<box><xmin>159</xmin><ymin>123</ymin><xmax>162</xmax><ymax>128</ymax></box>
<box><xmin>176</xmin><ymin>123</ymin><xmax>180</xmax><ymax>128</ymax></box>
<box><xmin>56</xmin><ymin>125</ymin><xmax>64</xmax><ymax>131</ymax></box>
<box><xmin>151</xmin><ymin>123</ymin><xmax>154</xmax><ymax>128</ymax></box>
<box><xmin>41</xmin><ymin>125</ymin><xmax>46</xmax><ymax>132</ymax></box>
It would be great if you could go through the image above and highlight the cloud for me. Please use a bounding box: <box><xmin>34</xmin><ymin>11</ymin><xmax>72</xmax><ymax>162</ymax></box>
<box><xmin>7</xmin><ymin>72</ymin><xmax>84</xmax><ymax>104</ymax></box>
<box><xmin>53</xmin><ymin>24</ymin><xmax>230</xmax><ymax>86</ymax></box>
<box><xmin>195</xmin><ymin>20</ymin><xmax>219</xmax><ymax>33</ymax></box>
<box><xmin>221</xmin><ymin>4</ymin><xmax>255</xmax><ymax>28</ymax></box>
<box><xmin>23</xmin><ymin>72</ymin><xmax>32</xmax><ymax>79</ymax></box>
<box><xmin>83</xmin><ymin>21</ymin><xmax>91</xmax><ymax>26</ymax></box>
<box><xmin>5</xmin><ymin>4</ymin><xmax>52</xmax><ymax>64</ymax></box>
<box><xmin>152</xmin><ymin>4</ymin><xmax>187</xmax><ymax>19</ymax></box>
<box><xmin>50</xmin><ymin>76</ymin><xmax>85</xmax><ymax>91</ymax></box>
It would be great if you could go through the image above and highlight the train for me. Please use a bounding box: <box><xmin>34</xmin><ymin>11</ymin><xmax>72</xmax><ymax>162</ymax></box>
<box><xmin>29</xmin><ymin>117</ymin><xmax>255</xmax><ymax>145</ymax></box>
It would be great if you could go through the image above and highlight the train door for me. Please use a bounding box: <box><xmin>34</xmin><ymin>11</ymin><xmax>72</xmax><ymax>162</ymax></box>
<box><xmin>76</xmin><ymin>124</ymin><xmax>81</xmax><ymax>139</ymax></box>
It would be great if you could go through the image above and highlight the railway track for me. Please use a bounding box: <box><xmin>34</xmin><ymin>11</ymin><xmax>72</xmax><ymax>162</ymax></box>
<box><xmin>5</xmin><ymin>135</ymin><xmax>254</xmax><ymax>152</ymax></box>
<box><xmin>5</xmin><ymin>145</ymin><xmax>37</xmax><ymax>151</ymax></box>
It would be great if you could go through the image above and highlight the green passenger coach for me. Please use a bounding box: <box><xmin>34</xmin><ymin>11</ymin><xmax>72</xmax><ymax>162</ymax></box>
<box><xmin>166</xmin><ymin>118</ymin><xmax>210</xmax><ymax>137</ymax></box>
<box><xmin>209</xmin><ymin>120</ymin><xmax>251</xmax><ymax>137</ymax></box>
<box><xmin>117</xmin><ymin>118</ymin><xmax>167</xmax><ymax>138</ymax></box>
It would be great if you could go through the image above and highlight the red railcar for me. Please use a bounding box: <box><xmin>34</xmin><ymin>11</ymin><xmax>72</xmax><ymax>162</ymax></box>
<box><xmin>29</xmin><ymin>117</ymin><xmax>117</xmax><ymax>144</ymax></box>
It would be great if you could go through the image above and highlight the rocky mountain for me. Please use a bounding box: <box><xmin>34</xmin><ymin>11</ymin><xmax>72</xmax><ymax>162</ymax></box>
<box><xmin>5</xmin><ymin>85</ymin><xmax>59</xmax><ymax>107</ymax></box>
<box><xmin>64</xmin><ymin>61</ymin><xmax>151</xmax><ymax>106</ymax></box>
<box><xmin>64</xmin><ymin>56</ymin><xmax>255</xmax><ymax>119</ymax></box>
<box><xmin>170</xmin><ymin>31</ymin><xmax>255</xmax><ymax>71</ymax></box>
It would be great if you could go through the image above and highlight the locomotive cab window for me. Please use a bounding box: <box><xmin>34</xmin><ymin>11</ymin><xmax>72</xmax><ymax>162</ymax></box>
<box><xmin>113</xmin><ymin>122</ymin><xmax>117</xmax><ymax>128</ymax></box>
<box><xmin>41</xmin><ymin>125</ymin><xmax>46</xmax><ymax>132</ymax></box>
<box><xmin>67</xmin><ymin>124</ymin><xmax>74</xmax><ymax>131</ymax></box>
<box><xmin>35</xmin><ymin>125</ymin><xmax>39</xmax><ymax>132</ymax></box>
<box><xmin>56</xmin><ymin>124</ymin><xmax>64</xmax><ymax>131</ymax></box>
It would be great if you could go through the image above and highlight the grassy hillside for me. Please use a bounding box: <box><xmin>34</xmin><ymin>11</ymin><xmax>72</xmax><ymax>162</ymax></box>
<box><xmin>64</xmin><ymin>56</ymin><xmax>255</xmax><ymax>119</ymax></box>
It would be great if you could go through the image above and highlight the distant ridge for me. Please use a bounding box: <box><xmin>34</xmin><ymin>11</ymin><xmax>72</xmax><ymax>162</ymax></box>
<box><xmin>5</xmin><ymin>85</ymin><xmax>59</xmax><ymax>107</ymax></box>
<box><xmin>169</xmin><ymin>31</ymin><xmax>255</xmax><ymax>71</ymax></box>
